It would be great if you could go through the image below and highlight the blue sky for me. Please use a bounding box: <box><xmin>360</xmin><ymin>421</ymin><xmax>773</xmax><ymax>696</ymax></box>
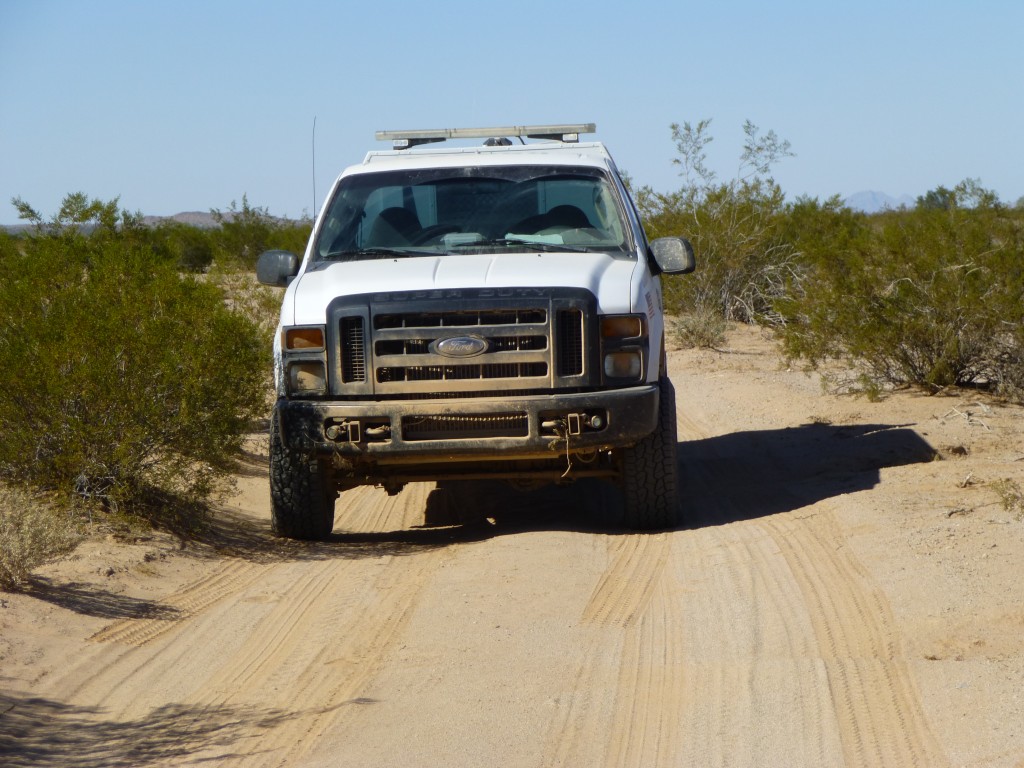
<box><xmin>1</xmin><ymin>0</ymin><xmax>1021</xmax><ymax>224</ymax></box>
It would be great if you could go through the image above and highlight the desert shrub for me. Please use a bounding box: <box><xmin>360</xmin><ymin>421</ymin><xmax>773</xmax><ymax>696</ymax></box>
<box><xmin>157</xmin><ymin>221</ymin><xmax>215</xmax><ymax>272</ymax></box>
<box><xmin>775</xmin><ymin>181</ymin><xmax>1024</xmax><ymax>400</ymax></box>
<box><xmin>267</xmin><ymin>218</ymin><xmax>313</xmax><ymax>257</ymax></box>
<box><xmin>210</xmin><ymin>195</ymin><xmax>312</xmax><ymax>268</ymax></box>
<box><xmin>0</xmin><ymin>484</ymin><xmax>80</xmax><ymax>590</ymax></box>
<box><xmin>991</xmin><ymin>479</ymin><xmax>1024</xmax><ymax>521</ymax></box>
<box><xmin>641</xmin><ymin>120</ymin><xmax>798</xmax><ymax>324</ymax></box>
<box><xmin>0</xmin><ymin>194</ymin><xmax>268</xmax><ymax>515</ymax></box>
<box><xmin>670</xmin><ymin>308</ymin><xmax>728</xmax><ymax>349</ymax></box>
<box><xmin>204</xmin><ymin>266</ymin><xmax>281</xmax><ymax>347</ymax></box>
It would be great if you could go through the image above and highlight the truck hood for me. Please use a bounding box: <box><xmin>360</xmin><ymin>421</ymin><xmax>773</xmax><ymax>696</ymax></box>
<box><xmin>285</xmin><ymin>252</ymin><xmax>641</xmax><ymax>326</ymax></box>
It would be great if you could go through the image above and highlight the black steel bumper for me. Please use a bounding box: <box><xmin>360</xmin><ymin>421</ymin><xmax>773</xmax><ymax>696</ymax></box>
<box><xmin>275</xmin><ymin>386</ymin><xmax>659</xmax><ymax>464</ymax></box>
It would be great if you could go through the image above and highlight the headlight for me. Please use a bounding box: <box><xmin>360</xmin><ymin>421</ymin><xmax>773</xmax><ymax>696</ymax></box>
<box><xmin>287</xmin><ymin>361</ymin><xmax>327</xmax><ymax>394</ymax></box>
<box><xmin>604</xmin><ymin>350</ymin><xmax>642</xmax><ymax>379</ymax></box>
<box><xmin>600</xmin><ymin>314</ymin><xmax>646</xmax><ymax>382</ymax></box>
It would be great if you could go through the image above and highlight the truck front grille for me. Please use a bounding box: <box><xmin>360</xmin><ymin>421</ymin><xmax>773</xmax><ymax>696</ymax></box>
<box><xmin>328</xmin><ymin>288</ymin><xmax>595</xmax><ymax>396</ymax></box>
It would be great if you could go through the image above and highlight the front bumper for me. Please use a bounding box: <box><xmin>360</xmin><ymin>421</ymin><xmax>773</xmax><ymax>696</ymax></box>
<box><xmin>275</xmin><ymin>385</ymin><xmax>659</xmax><ymax>465</ymax></box>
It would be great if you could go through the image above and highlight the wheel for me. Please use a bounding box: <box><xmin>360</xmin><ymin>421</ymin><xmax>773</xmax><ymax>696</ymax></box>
<box><xmin>620</xmin><ymin>377</ymin><xmax>681</xmax><ymax>530</ymax></box>
<box><xmin>268</xmin><ymin>415</ymin><xmax>336</xmax><ymax>540</ymax></box>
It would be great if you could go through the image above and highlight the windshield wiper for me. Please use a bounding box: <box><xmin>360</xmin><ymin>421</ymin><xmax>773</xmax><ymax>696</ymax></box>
<box><xmin>323</xmin><ymin>247</ymin><xmax>423</xmax><ymax>261</ymax></box>
<box><xmin>471</xmin><ymin>238</ymin><xmax>598</xmax><ymax>254</ymax></box>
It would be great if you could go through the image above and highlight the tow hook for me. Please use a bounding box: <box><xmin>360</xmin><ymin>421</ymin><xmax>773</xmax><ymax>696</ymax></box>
<box><xmin>326</xmin><ymin>421</ymin><xmax>361</xmax><ymax>442</ymax></box>
<box><xmin>541</xmin><ymin>412</ymin><xmax>605</xmax><ymax>436</ymax></box>
<box><xmin>325</xmin><ymin>421</ymin><xmax>392</xmax><ymax>443</ymax></box>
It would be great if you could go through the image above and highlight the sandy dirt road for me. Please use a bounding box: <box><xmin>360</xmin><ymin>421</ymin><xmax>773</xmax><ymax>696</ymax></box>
<box><xmin>3</xmin><ymin>324</ymin><xmax>1024</xmax><ymax>767</ymax></box>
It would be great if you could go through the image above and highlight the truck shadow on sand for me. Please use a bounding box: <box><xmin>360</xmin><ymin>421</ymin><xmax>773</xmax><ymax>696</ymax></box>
<box><xmin>676</xmin><ymin>421</ymin><xmax>936</xmax><ymax>529</ymax></box>
<box><xmin>402</xmin><ymin>421</ymin><xmax>937</xmax><ymax>536</ymax></box>
<box><xmin>201</xmin><ymin>420</ymin><xmax>938</xmax><ymax>558</ymax></box>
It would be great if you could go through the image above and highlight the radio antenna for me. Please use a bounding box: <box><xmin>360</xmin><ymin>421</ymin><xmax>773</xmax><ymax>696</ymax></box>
<box><xmin>311</xmin><ymin>116</ymin><xmax>317</xmax><ymax>223</ymax></box>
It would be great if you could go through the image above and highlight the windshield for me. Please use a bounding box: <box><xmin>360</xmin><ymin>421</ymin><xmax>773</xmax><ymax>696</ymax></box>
<box><xmin>312</xmin><ymin>165</ymin><xmax>633</xmax><ymax>262</ymax></box>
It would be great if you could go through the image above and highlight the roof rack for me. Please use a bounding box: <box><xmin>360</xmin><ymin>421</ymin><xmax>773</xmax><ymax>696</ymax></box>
<box><xmin>375</xmin><ymin>123</ymin><xmax>596</xmax><ymax>149</ymax></box>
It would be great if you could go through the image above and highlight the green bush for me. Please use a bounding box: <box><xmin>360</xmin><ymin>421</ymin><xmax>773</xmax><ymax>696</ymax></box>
<box><xmin>0</xmin><ymin>195</ymin><xmax>268</xmax><ymax>515</ymax></box>
<box><xmin>670</xmin><ymin>308</ymin><xmax>728</xmax><ymax>349</ymax></box>
<box><xmin>640</xmin><ymin>120</ymin><xmax>798</xmax><ymax>323</ymax></box>
<box><xmin>157</xmin><ymin>221</ymin><xmax>215</xmax><ymax>272</ymax></box>
<box><xmin>210</xmin><ymin>194</ymin><xmax>312</xmax><ymax>268</ymax></box>
<box><xmin>775</xmin><ymin>182</ymin><xmax>1024</xmax><ymax>400</ymax></box>
<box><xmin>0</xmin><ymin>484</ymin><xmax>80</xmax><ymax>590</ymax></box>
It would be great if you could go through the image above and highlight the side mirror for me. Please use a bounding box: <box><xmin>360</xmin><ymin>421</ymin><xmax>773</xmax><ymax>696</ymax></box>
<box><xmin>256</xmin><ymin>249</ymin><xmax>300</xmax><ymax>287</ymax></box>
<box><xmin>649</xmin><ymin>237</ymin><xmax>696</xmax><ymax>275</ymax></box>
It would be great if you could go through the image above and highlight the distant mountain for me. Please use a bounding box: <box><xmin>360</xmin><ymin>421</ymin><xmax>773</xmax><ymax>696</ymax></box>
<box><xmin>844</xmin><ymin>191</ymin><xmax>915</xmax><ymax>213</ymax></box>
<box><xmin>1</xmin><ymin>210</ymin><xmax>302</xmax><ymax>233</ymax></box>
<box><xmin>141</xmin><ymin>211</ymin><xmax>221</xmax><ymax>228</ymax></box>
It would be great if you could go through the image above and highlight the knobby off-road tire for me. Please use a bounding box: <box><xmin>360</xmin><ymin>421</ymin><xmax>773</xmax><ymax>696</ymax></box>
<box><xmin>620</xmin><ymin>377</ymin><xmax>681</xmax><ymax>530</ymax></box>
<box><xmin>269</xmin><ymin>416</ymin><xmax>336</xmax><ymax>540</ymax></box>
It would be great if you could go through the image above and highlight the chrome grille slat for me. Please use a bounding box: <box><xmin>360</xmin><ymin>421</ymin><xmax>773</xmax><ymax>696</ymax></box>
<box><xmin>375</xmin><ymin>309</ymin><xmax>546</xmax><ymax>330</ymax></box>
<box><xmin>372</xmin><ymin>323</ymin><xmax>548</xmax><ymax>340</ymax></box>
<box><xmin>378</xmin><ymin>362</ymin><xmax>548</xmax><ymax>384</ymax></box>
<box><xmin>374</xmin><ymin>351</ymin><xmax>550</xmax><ymax>367</ymax></box>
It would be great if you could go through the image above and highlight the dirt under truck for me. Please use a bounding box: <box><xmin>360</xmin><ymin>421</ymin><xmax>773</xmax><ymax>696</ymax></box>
<box><xmin>256</xmin><ymin>124</ymin><xmax>696</xmax><ymax>540</ymax></box>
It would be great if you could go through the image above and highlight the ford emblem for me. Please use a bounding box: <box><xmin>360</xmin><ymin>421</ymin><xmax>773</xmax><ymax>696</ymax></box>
<box><xmin>432</xmin><ymin>335</ymin><xmax>489</xmax><ymax>358</ymax></box>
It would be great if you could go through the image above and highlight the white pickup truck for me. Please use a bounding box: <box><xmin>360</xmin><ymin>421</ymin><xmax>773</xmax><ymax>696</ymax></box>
<box><xmin>257</xmin><ymin>124</ymin><xmax>695</xmax><ymax>539</ymax></box>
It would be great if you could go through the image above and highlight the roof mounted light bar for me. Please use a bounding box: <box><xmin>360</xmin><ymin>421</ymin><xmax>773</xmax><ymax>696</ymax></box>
<box><xmin>376</xmin><ymin>123</ymin><xmax>596</xmax><ymax>149</ymax></box>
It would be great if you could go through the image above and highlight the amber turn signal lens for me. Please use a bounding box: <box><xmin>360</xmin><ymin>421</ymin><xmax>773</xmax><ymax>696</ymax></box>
<box><xmin>285</xmin><ymin>327</ymin><xmax>325</xmax><ymax>350</ymax></box>
<box><xmin>600</xmin><ymin>316</ymin><xmax>642</xmax><ymax>339</ymax></box>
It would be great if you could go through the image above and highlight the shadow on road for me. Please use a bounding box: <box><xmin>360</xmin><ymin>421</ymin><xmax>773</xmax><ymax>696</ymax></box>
<box><xmin>20</xmin><ymin>579</ymin><xmax>183</xmax><ymax>622</ymax></box>
<box><xmin>373</xmin><ymin>421</ymin><xmax>937</xmax><ymax>536</ymax></box>
<box><xmin>61</xmin><ymin>421</ymin><xmax>933</xmax><ymax>574</ymax></box>
<box><xmin>679</xmin><ymin>422</ymin><xmax>936</xmax><ymax>528</ymax></box>
<box><xmin>0</xmin><ymin>690</ymin><xmax>308</xmax><ymax>768</ymax></box>
<box><xmin>341</xmin><ymin>421</ymin><xmax>938</xmax><ymax>537</ymax></box>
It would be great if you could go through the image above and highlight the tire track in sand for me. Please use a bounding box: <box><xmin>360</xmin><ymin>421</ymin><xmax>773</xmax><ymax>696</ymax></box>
<box><xmin>545</xmin><ymin>528</ymin><xmax>679</xmax><ymax>766</ymax></box>
<box><xmin>762</xmin><ymin>511</ymin><xmax>948</xmax><ymax>768</ymax></box>
<box><xmin>581</xmin><ymin>533</ymin><xmax>671</xmax><ymax>627</ymax></box>
<box><xmin>682</xmin><ymin>402</ymin><xmax>946</xmax><ymax>766</ymax></box>
<box><xmin>545</xmin><ymin>400</ymin><xmax>946</xmax><ymax>767</ymax></box>
<box><xmin>46</xmin><ymin>483</ymin><xmax>450</xmax><ymax>767</ymax></box>
<box><xmin>84</xmin><ymin>483</ymin><xmax>421</xmax><ymax>650</ymax></box>
<box><xmin>88</xmin><ymin>560</ymin><xmax>264</xmax><ymax>647</ymax></box>
<box><xmin>175</xmin><ymin>482</ymin><xmax>448</xmax><ymax>767</ymax></box>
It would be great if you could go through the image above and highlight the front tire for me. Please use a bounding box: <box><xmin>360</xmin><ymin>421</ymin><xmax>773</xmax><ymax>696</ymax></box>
<box><xmin>620</xmin><ymin>377</ymin><xmax>681</xmax><ymax>530</ymax></box>
<box><xmin>269</xmin><ymin>416</ymin><xmax>336</xmax><ymax>540</ymax></box>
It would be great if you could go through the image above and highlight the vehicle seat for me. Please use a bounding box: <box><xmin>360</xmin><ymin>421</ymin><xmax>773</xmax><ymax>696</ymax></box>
<box><xmin>365</xmin><ymin>207</ymin><xmax>421</xmax><ymax>247</ymax></box>
<box><xmin>544</xmin><ymin>205</ymin><xmax>593</xmax><ymax>230</ymax></box>
<box><xmin>509</xmin><ymin>204</ymin><xmax>594</xmax><ymax>234</ymax></box>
